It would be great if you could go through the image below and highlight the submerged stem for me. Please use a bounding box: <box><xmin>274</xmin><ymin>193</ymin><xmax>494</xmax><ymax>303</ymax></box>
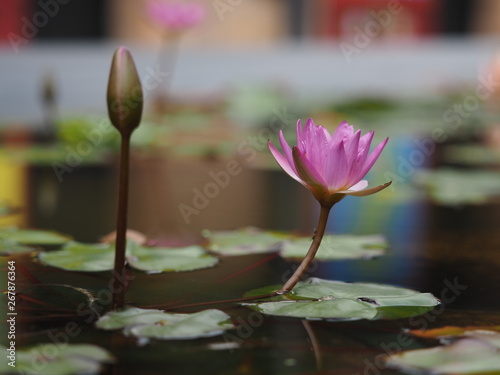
<box><xmin>278</xmin><ymin>204</ymin><xmax>331</xmax><ymax>294</ymax></box>
<box><xmin>302</xmin><ymin>320</ymin><xmax>323</xmax><ymax>370</ymax></box>
<box><xmin>112</xmin><ymin>134</ymin><xmax>131</xmax><ymax>310</ymax></box>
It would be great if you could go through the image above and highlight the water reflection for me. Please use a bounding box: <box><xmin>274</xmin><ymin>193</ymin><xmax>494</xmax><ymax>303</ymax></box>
<box><xmin>5</xmin><ymin>124</ymin><xmax>500</xmax><ymax>374</ymax></box>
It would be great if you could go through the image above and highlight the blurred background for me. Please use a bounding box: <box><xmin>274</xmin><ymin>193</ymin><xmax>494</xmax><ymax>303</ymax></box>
<box><xmin>2</xmin><ymin>0</ymin><xmax>500</xmax><ymax>243</ymax></box>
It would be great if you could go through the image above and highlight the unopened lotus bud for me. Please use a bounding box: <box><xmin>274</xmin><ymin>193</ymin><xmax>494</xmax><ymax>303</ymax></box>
<box><xmin>107</xmin><ymin>47</ymin><xmax>143</xmax><ymax>136</ymax></box>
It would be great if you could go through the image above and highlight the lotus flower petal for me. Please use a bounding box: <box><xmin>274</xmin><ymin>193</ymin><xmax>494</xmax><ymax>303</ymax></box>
<box><xmin>147</xmin><ymin>0</ymin><xmax>205</xmax><ymax>30</ymax></box>
<box><xmin>268</xmin><ymin>119</ymin><xmax>390</xmax><ymax>207</ymax></box>
<box><xmin>348</xmin><ymin>180</ymin><xmax>368</xmax><ymax>191</ymax></box>
<box><xmin>355</xmin><ymin>137</ymin><xmax>389</xmax><ymax>182</ymax></box>
<box><xmin>339</xmin><ymin>181</ymin><xmax>392</xmax><ymax>197</ymax></box>
<box><xmin>292</xmin><ymin>147</ymin><xmax>328</xmax><ymax>195</ymax></box>
<box><xmin>268</xmin><ymin>140</ymin><xmax>301</xmax><ymax>184</ymax></box>
<box><xmin>278</xmin><ymin>130</ymin><xmax>295</xmax><ymax>174</ymax></box>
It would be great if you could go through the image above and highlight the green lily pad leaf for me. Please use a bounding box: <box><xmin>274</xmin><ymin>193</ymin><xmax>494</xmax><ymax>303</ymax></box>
<box><xmin>442</xmin><ymin>144</ymin><xmax>500</xmax><ymax>167</ymax></box>
<box><xmin>372</xmin><ymin>294</ymin><xmax>444</xmax><ymax>320</ymax></box>
<box><xmin>291</xmin><ymin>278</ymin><xmax>427</xmax><ymax>299</ymax></box>
<box><xmin>96</xmin><ymin>306</ymin><xmax>234</xmax><ymax>340</ymax></box>
<box><xmin>280</xmin><ymin>234</ymin><xmax>387</xmax><ymax>260</ymax></box>
<box><xmin>385</xmin><ymin>334</ymin><xmax>500</xmax><ymax>374</ymax></box>
<box><xmin>1</xmin><ymin>344</ymin><xmax>114</xmax><ymax>375</ymax></box>
<box><xmin>38</xmin><ymin>242</ymin><xmax>218</xmax><ymax>273</ymax></box>
<box><xmin>202</xmin><ymin>227</ymin><xmax>287</xmax><ymax>255</ymax></box>
<box><xmin>0</xmin><ymin>239</ymin><xmax>34</xmax><ymax>255</ymax></box>
<box><xmin>129</xmin><ymin>245</ymin><xmax>218</xmax><ymax>273</ymax></box>
<box><xmin>245</xmin><ymin>278</ymin><xmax>440</xmax><ymax>320</ymax></box>
<box><xmin>250</xmin><ymin>298</ymin><xmax>377</xmax><ymax>320</ymax></box>
<box><xmin>39</xmin><ymin>242</ymin><xmax>116</xmax><ymax>272</ymax></box>
<box><xmin>95</xmin><ymin>307</ymin><xmax>167</xmax><ymax>330</ymax></box>
<box><xmin>0</xmin><ymin>228</ymin><xmax>71</xmax><ymax>246</ymax></box>
<box><xmin>413</xmin><ymin>169</ymin><xmax>500</xmax><ymax>205</ymax></box>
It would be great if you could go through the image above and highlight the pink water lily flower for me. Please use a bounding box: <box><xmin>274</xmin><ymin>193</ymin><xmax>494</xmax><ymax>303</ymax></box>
<box><xmin>268</xmin><ymin>119</ymin><xmax>391</xmax><ymax>208</ymax></box>
<box><xmin>147</xmin><ymin>0</ymin><xmax>205</xmax><ymax>31</ymax></box>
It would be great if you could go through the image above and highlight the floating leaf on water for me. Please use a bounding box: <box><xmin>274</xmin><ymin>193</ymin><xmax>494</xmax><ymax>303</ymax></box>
<box><xmin>250</xmin><ymin>298</ymin><xmax>378</xmax><ymax>320</ymax></box>
<box><xmin>96</xmin><ymin>306</ymin><xmax>234</xmax><ymax>340</ymax></box>
<box><xmin>95</xmin><ymin>307</ymin><xmax>167</xmax><ymax>330</ymax></box>
<box><xmin>413</xmin><ymin>169</ymin><xmax>500</xmax><ymax>206</ymax></box>
<box><xmin>0</xmin><ymin>228</ymin><xmax>72</xmax><ymax>246</ymax></box>
<box><xmin>202</xmin><ymin>227</ymin><xmax>287</xmax><ymax>255</ymax></box>
<box><xmin>56</xmin><ymin>116</ymin><xmax>120</xmax><ymax>151</ymax></box>
<box><xmin>385</xmin><ymin>333</ymin><xmax>500</xmax><ymax>375</ymax></box>
<box><xmin>129</xmin><ymin>245</ymin><xmax>218</xmax><ymax>273</ymax></box>
<box><xmin>0</xmin><ymin>239</ymin><xmax>35</xmax><ymax>255</ymax></box>
<box><xmin>38</xmin><ymin>241</ymin><xmax>218</xmax><ymax>273</ymax></box>
<box><xmin>39</xmin><ymin>242</ymin><xmax>116</xmax><ymax>272</ymax></box>
<box><xmin>245</xmin><ymin>278</ymin><xmax>440</xmax><ymax>320</ymax></box>
<box><xmin>1</xmin><ymin>343</ymin><xmax>114</xmax><ymax>375</ymax></box>
<box><xmin>280</xmin><ymin>234</ymin><xmax>387</xmax><ymax>260</ymax></box>
<box><xmin>202</xmin><ymin>228</ymin><xmax>387</xmax><ymax>260</ymax></box>
<box><xmin>3</xmin><ymin>145</ymin><xmax>107</xmax><ymax>165</ymax></box>
<box><xmin>441</xmin><ymin>144</ymin><xmax>500</xmax><ymax>167</ymax></box>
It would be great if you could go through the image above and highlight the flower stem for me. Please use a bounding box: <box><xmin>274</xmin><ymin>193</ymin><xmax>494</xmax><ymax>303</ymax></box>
<box><xmin>278</xmin><ymin>204</ymin><xmax>331</xmax><ymax>294</ymax></box>
<box><xmin>302</xmin><ymin>320</ymin><xmax>323</xmax><ymax>370</ymax></box>
<box><xmin>112</xmin><ymin>133</ymin><xmax>131</xmax><ymax>310</ymax></box>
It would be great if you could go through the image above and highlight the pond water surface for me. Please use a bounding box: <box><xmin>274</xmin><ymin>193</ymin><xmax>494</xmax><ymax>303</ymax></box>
<box><xmin>4</xmin><ymin>181</ymin><xmax>500</xmax><ymax>374</ymax></box>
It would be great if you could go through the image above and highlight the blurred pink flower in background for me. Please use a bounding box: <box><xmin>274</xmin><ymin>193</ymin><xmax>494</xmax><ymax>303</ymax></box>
<box><xmin>268</xmin><ymin>119</ymin><xmax>390</xmax><ymax>208</ymax></box>
<box><xmin>146</xmin><ymin>0</ymin><xmax>205</xmax><ymax>31</ymax></box>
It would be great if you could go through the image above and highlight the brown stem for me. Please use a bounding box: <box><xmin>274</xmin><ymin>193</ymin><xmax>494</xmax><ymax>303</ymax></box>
<box><xmin>278</xmin><ymin>204</ymin><xmax>331</xmax><ymax>294</ymax></box>
<box><xmin>302</xmin><ymin>320</ymin><xmax>323</xmax><ymax>370</ymax></box>
<box><xmin>112</xmin><ymin>133</ymin><xmax>131</xmax><ymax>310</ymax></box>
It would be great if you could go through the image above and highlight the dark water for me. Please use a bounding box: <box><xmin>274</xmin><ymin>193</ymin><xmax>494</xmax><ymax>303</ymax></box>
<box><xmin>3</xmin><ymin>185</ymin><xmax>500</xmax><ymax>375</ymax></box>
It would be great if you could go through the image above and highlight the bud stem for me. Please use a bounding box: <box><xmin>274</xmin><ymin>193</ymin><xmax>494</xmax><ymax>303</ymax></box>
<box><xmin>112</xmin><ymin>133</ymin><xmax>131</xmax><ymax>310</ymax></box>
<box><xmin>278</xmin><ymin>204</ymin><xmax>332</xmax><ymax>294</ymax></box>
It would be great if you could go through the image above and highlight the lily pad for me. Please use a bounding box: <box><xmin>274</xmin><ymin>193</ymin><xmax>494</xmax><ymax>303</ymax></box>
<box><xmin>129</xmin><ymin>245</ymin><xmax>218</xmax><ymax>273</ymax></box>
<box><xmin>1</xmin><ymin>344</ymin><xmax>113</xmax><ymax>375</ymax></box>
<box><xmin>202</xmin><ymin>228</ymin><xmax>286</xmax><ymax>255</ymax></box>
<box><xmin>442</xmin><ymin>144</ymin><xmax>500</xmax><ymax>167</ymax></box>
<box><xmin>280</xmin><ymin>234</ymin><xmax>387</xmax><ymax>260</ymax></box>
<box><xmin>250</xmin><ymin>298</ymin><xmax>378</xmax><ymax>320</ymax></box>
<box><xmin>96</xmin><ymin>306</ymin><xmax>234</xmax><ymax>340</ymax></box>
<box><xmin>413</xmin><ymin>169</ymin><xmax>500</xmax><ymax>205</ymax></box>
<box><xmin>39</xmin><ymin>242</ymin><xmax>117</xmax><ymax>272</ymax></box>
<box><xmin>0</xmin><ymin>228</ymin><xmax>71</xmax><ymax>246</ymax></box>
<box><xmin>245</xmin><ymin>278</ymin><xmax>440</xmax><ymax>320</ymax></box>
<box><xmin>38</xmin><ymin>241</ymin><xmax>218</xmax><ymax>273</ymax></box>
<box><xmin>0</xmin><ymin>239</ymin><xmax>35</xmax><ymax>255</ymax></box>
<box><xmin>385</xmin><ymin>333</ymin><xmax>500</xmax><ymax>374</ymax></box>
<box><xmin>202</xmin><ymin>228</ymin><xmax>388</xmax><ymax>260</ymax></box>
